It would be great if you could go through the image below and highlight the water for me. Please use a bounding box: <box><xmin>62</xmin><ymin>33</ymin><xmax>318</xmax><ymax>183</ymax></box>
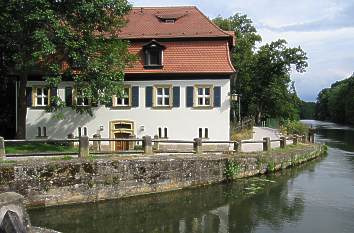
<box><xmin>29</xmin><ymin>120</ymin><xmax>354</xmax><ymax>233</ymax></box>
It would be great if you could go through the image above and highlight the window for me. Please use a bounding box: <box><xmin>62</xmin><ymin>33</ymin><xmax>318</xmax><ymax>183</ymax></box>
<box><xmin>198</xmin><ymin>128</ymin><xmax>209</xmax><ymax>139</ymax></box>
<box><xmin>163</xmin><ymin>19</ymin><xmax>175</xmax><ymax>23</ymax></box>
<box><xmin>83</xmin><ymin>127</ymin><xmax>87</xmax><ymax>136</ymax></box>
<box><xmin>158</xmin><ymin>128</ymin><xmax>162</xmax><ymax>138</ymax></box>
<box><xmin>43</xmin><ymin>127</ymin><xmax>47</xmax><ymax>137</ymax></box>
<box><xmin>113</xmin><ymin>87</ymin><xmax>131</xmax><ymax>107</ymax></box>
<box><xmin>78</xmin><ymin>127</ymin><xmax>81</xmax><ymax>137</ymax></box>
<box><xmin>37</xmin><ymin>127</ymin><xmax>47</xmax><ymax>137</ymax></box>
<box><xmin>76</xmin><ymin>90</ymin><xmax>89</xmax><ymax>107</ymax></box>
<box><xmin>158</xmin><ymin>127</ymin><xmax>168</xmax><ymax>138</ymax></box>
<box><xmin>164</xmin><ymin>128</ymin><xmax>168</xmax><ymax>138</ymax></box>
<box><xmin>143</xmin><ymin>40</ymin><xmax>165</xmax><ymax>68</ymax></box>
<box><xmin>155</xmin><ymin>86</ymin><xmax>171</xmax><ymax>107</ymax></box>
<box><xmin>35</xmin><ymin>87</ymin><xmax>49</xmax><ymax>106</ymax></box>
<box><xmin>196</xmin><ymin>86</ymin><xmax>212</xmax><ymax>107</ymax></box>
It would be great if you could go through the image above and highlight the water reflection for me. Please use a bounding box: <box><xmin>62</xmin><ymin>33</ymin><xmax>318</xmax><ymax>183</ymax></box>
<box><xmin>29</xmin><ymin>161</ymin><xmax>318</xmax><ymax>233</ymax></box>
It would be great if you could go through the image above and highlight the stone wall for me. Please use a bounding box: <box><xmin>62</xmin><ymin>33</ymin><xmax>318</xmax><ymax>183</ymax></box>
<box><xmin>0</xmin><ymin>144</ymin><xmax>325</xmax><ymax>208</ymax></box>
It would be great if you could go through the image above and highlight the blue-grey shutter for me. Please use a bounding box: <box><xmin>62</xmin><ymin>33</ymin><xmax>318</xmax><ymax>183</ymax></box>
<box><xmin>65</xmin><ymin>87</ymin><xmax>72</xmax><ymax>107</ymax></box>
<box><xmin>214</xmin><ymin>86</ymin><xmax>221</xmax><ymax>107</ymax></box>
<box><xmin>145</xmin><ymin>86</ymin><xmax>153</xmax><ymax>107</ymax></box>
<box><xmin>173</xmin><ymin>86</ymin><xmax>180</xmax><ymax>108</ymax></box>
<box><xmin>26</xmin><ymin>87</ymin><xmax>32</xmax><ymax>107</ymax></box>
<box><xmin>50</xmin><ymin>87</ymin><xmax>58</xmax><ymax>106</ymax></box>
<box><xmin>50</xmin><ymin>87</ymin><xmax>57</xmax><ymax>97</ymax></box>
<box><xmin>186</xmin><ymin>86</ymin><xmax>194</xmax><ymax>107</ymax></box>
<box><xmin>132</xmin><ymin>86</ymin><xmax>139</xmax><ymax>107</ymax></box>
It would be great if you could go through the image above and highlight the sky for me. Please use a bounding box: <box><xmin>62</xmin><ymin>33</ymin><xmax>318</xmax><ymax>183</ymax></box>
<box><xmin>131</xmin><ymin>0</ymin><xmax>354</xmax><ymax>101</ymax></box>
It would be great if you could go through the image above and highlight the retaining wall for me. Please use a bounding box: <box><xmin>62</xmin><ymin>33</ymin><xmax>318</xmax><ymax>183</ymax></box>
<box><xmin>0</xmin><ymin>144</ymin><xmax>325</xmax><ymax>207</ymax></box>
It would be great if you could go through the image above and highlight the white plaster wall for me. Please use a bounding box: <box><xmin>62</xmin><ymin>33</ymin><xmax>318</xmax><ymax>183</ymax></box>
<box><xmin>26</xmin><ymin>79</ymin><xmax>230</xmax><ymax>141</ymax></box>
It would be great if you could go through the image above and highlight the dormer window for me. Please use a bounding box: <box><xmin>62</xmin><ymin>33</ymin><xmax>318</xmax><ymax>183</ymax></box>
<box><xmin>163</xmin><ymin>19</ymin><xmax>175</xmax><ymax>24</ymax></box>
<box><xmin>143</xmin><ymin>40</ymin><xmax>165</xmax><ymax>69</ymax></box>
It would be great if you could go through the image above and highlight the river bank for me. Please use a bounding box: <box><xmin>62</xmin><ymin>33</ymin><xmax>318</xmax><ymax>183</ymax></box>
<box><xmin>0</xmin><ymin>143</ymin><xmax>325</xmax><ymax>208</ymax></box>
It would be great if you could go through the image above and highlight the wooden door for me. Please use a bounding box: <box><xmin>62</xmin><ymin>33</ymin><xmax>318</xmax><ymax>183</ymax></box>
<box><xmin>115</xmin><ymin>133</ymin><xmax>130</xmax><ymax>151</ymax></box>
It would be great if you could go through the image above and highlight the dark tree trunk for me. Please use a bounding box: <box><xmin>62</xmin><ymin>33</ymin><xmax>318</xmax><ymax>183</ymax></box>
<box><xmin>16</xmin><ymin>73</ymin><xmax>27</xmax><ymax>139</ymax></box>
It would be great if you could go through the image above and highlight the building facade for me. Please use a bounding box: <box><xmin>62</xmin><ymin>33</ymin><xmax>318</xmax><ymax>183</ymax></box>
<box><xmin>24</xmin><ymin>6</ymin><xmax>236</xmax><ymax>146</ymax></box>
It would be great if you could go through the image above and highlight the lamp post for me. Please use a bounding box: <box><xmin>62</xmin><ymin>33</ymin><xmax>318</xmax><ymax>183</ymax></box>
<box><xmin>231</xmin><ymin>93</ymin><xmax>241</xmax><ymax>123</ymax></box>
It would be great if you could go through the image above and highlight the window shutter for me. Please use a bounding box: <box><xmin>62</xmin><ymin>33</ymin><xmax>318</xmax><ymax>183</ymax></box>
<box><xmin>214</xmin><ymin>86</ymin><xmax>221</xmax><ymax>107</ymax></box>
<box><xmin>173</xmin><ymin>86</ymin><xmax>180</xmax><ymax>107</ymax></box>
<box><xmin>50</xmin><ymin>87</ymin><xmax>58</xmax><ymax>106</ymax></box>
<box><xmin>132</xmin><ymin>86</ymin><xmax>139</xmax><ymax>107</ymax></box>
<box><xmin>65</xmin><ymin>87</ymin><xmax>73</xmax><ymax>107</ymax></box>
<box><xmin>186</xmin><ymin>86</ymin><xmax>194</xmax><ymax>107</ymax></box>
<box><xmin>145</xmin><ymin>86</ymin><xmax>153</xmax><ymax>107</ymax></box>
<box><xmin>50</xmin><ymin>87</ymin><xmax>57</xmax><ymax>97</ymax></box>
<box><xmin>26</xmin><ymin>87</ymin><xmax>32</xmax><ymax>107</ymax></box>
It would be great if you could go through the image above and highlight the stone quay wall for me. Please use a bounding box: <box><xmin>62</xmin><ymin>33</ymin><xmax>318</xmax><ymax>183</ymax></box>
<box><xmin>0</xmin><ymin>144</ymin><xmax>325</xmax><ymax>208</ymax></box>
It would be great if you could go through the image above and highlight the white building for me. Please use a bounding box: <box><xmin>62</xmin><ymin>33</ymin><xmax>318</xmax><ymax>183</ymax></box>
<box><xmin>24</xmin><ymin>6</ymin><xmax>236</xmax><ymax>150</ymax></box>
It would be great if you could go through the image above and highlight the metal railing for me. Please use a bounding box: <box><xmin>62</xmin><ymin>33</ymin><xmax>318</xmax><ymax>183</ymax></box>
<box><xmin>0</xmin><ymin>132</ymin><xmax>315</xmax><ymax>159</ymax></box>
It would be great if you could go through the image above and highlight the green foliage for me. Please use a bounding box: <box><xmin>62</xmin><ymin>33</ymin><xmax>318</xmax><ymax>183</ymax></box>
<box><xmin>315</xmin><ymin>74</ymin><xmax>354</xmax><ymax>124</ymax></box>
<box><xmin>300</xmin><ymin>101</ymin><xmax>316</xmax><ymax>119</ymax></box>
<box><xmin>5</xmin><ymin>143</ymin><xmax>77</xmax><ymax>154</ymax></box>
<box><xmin>281</xmin><ymin>120</ymin><xmax>309</xmax><ymax>135</ymax></box>
<box><xmin>225</xmin><ymin>160</ymin><xmax>241</xmax><ymax>180</ymax></box>
<box><xmin>0</xmin><ymin>0</ymin><xmax>134</xmax><ymax>115</ymax></box>
<box><xmin>266</xmin><ymin>161</ymin><xmax>276</xmax><ymax>173</ymax></box>
<box><xmin>213</xmin><ymin>14</ymin><xmax>308</xmax><ymax>123</ymax></box>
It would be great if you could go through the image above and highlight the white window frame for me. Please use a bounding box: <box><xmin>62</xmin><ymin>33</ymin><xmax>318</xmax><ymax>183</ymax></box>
<box><xmin>75</xmin><ymin>89</ymin><xmax>90</xmax><ymax>107</ymax></box>
<box><xmin>154</xmin><ymin>85</ymin><xmax>172</xmax><ymax>107</ymax></box>
<box><xmin>195</xmin><ymin>85</ymin><xmax>213</xmax><ymax>107</ymax></box>
<box><xmin>113</xmin><ymin>86</ymin><xmax>131</xmax><ymax>107</ymax></box>
<box><xmin>34</xmin><ymin>87</ymin><xmax>49</xmax><ymax>107</ymax></box>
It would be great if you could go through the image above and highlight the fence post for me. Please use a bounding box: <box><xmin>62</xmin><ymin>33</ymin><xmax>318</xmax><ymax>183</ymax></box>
<box><xmin>308</xmin><ymin>129</ymin><xmax>315</xmax><ymax>143</ymax></box>
<box><xmin>67</xmin><ymin>133</ymin><xmax>75</xmax><ymax>147</ymax></box>
<box><xmin>263</xmin><ymin>137</ymin><xmax>271</xmax><ymax>151</ymax></box>
<box><xmin>143</xmin><ymin>136</ymin><xmax>153</xmax><ymax>155</ymax></box>
<box><xmin>234</xmin><ymin>141</ymin><xmax>241</xmax><ymax>153</ymax></box>
<box><xmin>153</xmin><ymin>135</ymin><xmax>159</xmax><ymax>151</ymax></box>
<box><xmin>280</xmin><ymin>136</ymin><xmax>286</xmax><ymax>149</ymax></box>
<box><xmin>79</xmin><ymin>136</ymin><xmax>89</xmax><ymax>158</ymax></box>
<box><xmin>193</xmin><ymin>138</ymin><xmax>202</xmax><ymax>154</ymax></box>
<box><xmin>92</xmin><ymin>134</ymin><xmax>101</xmax><ymax>152</ymax></box>
<box><xmin>293</xmin><ymin>135</ymin><xmax>298</xmax><ymax>145</ymax></box>
<box><xmin>0</xmin><ymin>137</ymin><xmax>5</xmax><ymax>159</ymax></box>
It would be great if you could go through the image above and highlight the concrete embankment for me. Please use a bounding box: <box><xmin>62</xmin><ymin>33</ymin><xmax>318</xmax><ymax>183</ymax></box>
<box><xmin>0</xmin><ymin>144</ymin><xmax>325</xmax><ymax>208</ymax></box>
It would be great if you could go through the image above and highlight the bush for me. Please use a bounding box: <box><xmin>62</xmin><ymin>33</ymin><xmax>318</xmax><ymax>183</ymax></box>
<box><xmin>281</xmin><ymin>120</ymin><xmax>309</xmax><ymax>135</ymax></box>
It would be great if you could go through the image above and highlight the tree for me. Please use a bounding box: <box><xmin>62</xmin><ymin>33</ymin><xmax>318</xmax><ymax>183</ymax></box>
<box><xmin>315</xmin><ymin>74</ymin><xmax>354</xmax><ymax>124</ymax></box>
<box><xmin>250</xmin><ymin>40</ymin><xmax>307</xmax><ymax>122</ymax></box>
<box><xmin>214</xmin><ymin>15</ymin><xmax>308</xmax><ymax>123</ymax></box>
<box><xmin>213</xmin><ymin>14</ymin><xmax>261</xmax><ymax>121</ymax></box>
<box><xmin>0</xmin><ymin>0</ymin><xmax>134</xmax><ymax>138</ymax></box>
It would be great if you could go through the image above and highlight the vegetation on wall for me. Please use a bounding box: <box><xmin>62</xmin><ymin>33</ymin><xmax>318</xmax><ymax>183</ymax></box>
<box><xmin>315</xmin><ymin>74</ymin><xmax>354</xmax><ymax>125</ymax></box>
<box><xmin>213</xmin><ymin>14</ymin><xmax>308</xmax><ymax>123</ymax></box>
<box><xmin>0</xmin><ymin>0</ymin><xmax>134</xmax><ymax>138</ymax></box>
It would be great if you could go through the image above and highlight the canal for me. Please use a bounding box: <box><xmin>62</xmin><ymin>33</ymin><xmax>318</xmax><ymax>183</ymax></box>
<box><xmin>29</xmin><ymin>120</ymin><xmax>354</xmax><ymax>233</ymax></box>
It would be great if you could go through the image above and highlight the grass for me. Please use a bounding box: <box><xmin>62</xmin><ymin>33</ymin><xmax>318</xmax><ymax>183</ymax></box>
<box><xmin>5</xmin><ymin>143</ymin><xmax>78</xmax><ymax>154</ymax></box>
<box><xmin>231</xmin><ymin>128</ymin><xmax>253</xmax><ymax>141</ymax></box>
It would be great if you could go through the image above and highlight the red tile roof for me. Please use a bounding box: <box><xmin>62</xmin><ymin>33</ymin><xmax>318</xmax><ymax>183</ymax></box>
<box><xmin>118</xmin><ymin>6</ymin><xmax>233</xmax><ymax>40</ymax></box>
<box><xmin>125</xmin><ymin>40</ymin><xmax>235</xmax><ymax>74</ymax></box>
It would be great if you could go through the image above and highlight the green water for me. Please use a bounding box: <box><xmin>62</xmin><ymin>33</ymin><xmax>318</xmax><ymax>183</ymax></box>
<box><xmin>29</xmin><ymin>120</ymin><xmax>354</xmax><ymax>233</ymax></box>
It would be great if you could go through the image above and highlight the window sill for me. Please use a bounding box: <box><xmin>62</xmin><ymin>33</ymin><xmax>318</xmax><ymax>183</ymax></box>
<box><xmin>144</xmin><ymin>65</ymin><xmax>163</xmax><ymax>69</ymax></box>
<box><xmin>152</xmin><ymin>105</ymin><xmax>173</xmax><ymax>109</ymax></box>
<box><xmin>36</xmin><ymin>136</ymin><xmax>48</xmax><ymax>139</ymax></box>
<box><xmin>30</xmin><ymin>106</ymin><xmax>48</xmax><ymax>110</ymax></box>
<box><xmin>111</xmin><ymin>106</ymin><xmax>132</xmax><ymax>109</ymax></box>
<box><xmin>193</xmin><ymin>105</ymin><xmax>214</xmax><ymax>109</ymax></box>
